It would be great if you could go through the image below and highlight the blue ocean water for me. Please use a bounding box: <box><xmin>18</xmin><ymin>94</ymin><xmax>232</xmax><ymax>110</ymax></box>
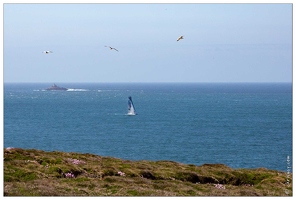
<box><xmin>4</xmin><ymin>83</ymin><xmax>292</xmax><ymax>171</ymax></box>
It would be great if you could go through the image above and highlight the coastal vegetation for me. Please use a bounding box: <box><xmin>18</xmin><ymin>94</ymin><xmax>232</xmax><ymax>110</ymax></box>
<box><xmin>4</xmin><ymin>148</ymin><xmax>292</xmax><ymax>196</ymax></box>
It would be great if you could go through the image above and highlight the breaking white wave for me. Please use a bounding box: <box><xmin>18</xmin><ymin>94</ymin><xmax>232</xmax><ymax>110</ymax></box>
<box><xmin>107</xmin><ymin>113</ymin><xmax>128</xmax><ymax>116</ymax></box>
<box><xmin>33</xmin><ymin>89</ymin><xmax>47</xmax><ymax>92</ymax></box>
<box><xmin>97</xmin><ymin>89</ymin><xmax>120</xmax><ymax>92</ymax></box>
<box><xmin>67</xmin><ymin>88</ymin><xmax>89</xmax><ymax>92</ymax></box>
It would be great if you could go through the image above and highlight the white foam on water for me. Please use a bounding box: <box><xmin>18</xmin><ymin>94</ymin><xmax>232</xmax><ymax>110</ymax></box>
<box><xmin>67</xmin><ymin>88</ymin><xmax>89</xmax><ymax>92</ymax></box>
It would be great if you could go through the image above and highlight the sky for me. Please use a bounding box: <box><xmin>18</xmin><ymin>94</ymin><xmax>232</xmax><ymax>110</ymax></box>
<box><xmin>3</xmin><ymin>3</ymin><xmax>293</xmax><ymax>83</ymax></box>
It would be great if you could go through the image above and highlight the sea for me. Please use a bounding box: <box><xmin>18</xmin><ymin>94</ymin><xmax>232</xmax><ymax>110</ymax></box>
<box><xmin>3</xmin><ymin>82</ymin><xmax>292</xmax><ymax>172</ymax></box>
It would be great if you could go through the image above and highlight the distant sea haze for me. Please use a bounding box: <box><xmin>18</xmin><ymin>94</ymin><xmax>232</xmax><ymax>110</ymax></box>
<box><xmin>4</xmin><ymin>82</ymin><xmax>292</xmax><ymax>171</ymax></box>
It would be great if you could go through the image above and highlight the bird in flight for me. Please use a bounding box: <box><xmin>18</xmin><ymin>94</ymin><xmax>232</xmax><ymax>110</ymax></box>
<box><xmin>42</xmin><ymin>51</ymin><xmax>53</xmax><ymax>54</ymax></box>
<box><xmin>105</xmin><ymin>46</ymin><xmax>119</xmax><ymax>52</ymax></box>
<box><xmin>177</xmin><ymin>36</ymin><xmax>184</xmax><ymax>41</ymax></box>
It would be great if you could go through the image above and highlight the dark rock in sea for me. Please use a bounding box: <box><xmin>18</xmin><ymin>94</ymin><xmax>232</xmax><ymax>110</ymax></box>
<box><xmin>46</xmin><ymin>84</ymin><xmax>68</xmax><ymax>91</ymax></box>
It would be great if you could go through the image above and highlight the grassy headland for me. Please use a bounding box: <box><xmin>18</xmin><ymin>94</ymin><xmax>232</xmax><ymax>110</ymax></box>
<box><xmin>4</xmin><ymin>148</ymin><xmax>292</xmax><ymax>196</ymax></box>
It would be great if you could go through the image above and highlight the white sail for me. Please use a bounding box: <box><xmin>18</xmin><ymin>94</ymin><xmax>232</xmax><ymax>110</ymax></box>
<box><xmin>127</xmin><ymin>96</ymin><xmax>137</xmax><ymax>115</ymax></box>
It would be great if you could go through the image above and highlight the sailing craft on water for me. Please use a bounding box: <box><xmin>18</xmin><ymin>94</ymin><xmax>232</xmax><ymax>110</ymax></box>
<box><xmin>127</xmin><ymin>96</ymin><xmax>137</xmax><ymax>116</ymax></box>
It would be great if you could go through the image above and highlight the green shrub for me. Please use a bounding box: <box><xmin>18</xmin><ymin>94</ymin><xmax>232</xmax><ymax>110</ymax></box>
<box><xmin>127</xmin><ymin>190</ymin><xmax>140</xmax><ymax>196</ymax></box>
<box><xmin>13</xmin><ymin>168</ymin><xmax>38</xmax><ymax>181</ymax></box>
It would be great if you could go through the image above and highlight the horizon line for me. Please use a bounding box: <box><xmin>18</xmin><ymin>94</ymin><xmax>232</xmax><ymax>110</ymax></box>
<box><xmin>3</xmin><ymin>81</ymin><xmax>292</xmax><ymax>84</ymax></box>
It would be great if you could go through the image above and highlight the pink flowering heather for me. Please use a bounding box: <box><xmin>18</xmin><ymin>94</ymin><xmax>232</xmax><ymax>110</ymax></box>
<box><xmin>65</xmin><ymin>172</ymin><xmax>75</xmax><ymax>178</ymax></box>
<box><xmin>118</xmin><ymin>171</ymin><xmax>126</xmax><ymax>176</ymax></box>
<box><xmin>214</xmin><ymin>184</ymin><xmax>226</xmax><ymax>190</ymax></box>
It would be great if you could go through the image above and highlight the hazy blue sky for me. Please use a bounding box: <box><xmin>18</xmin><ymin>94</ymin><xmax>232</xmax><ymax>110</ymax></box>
<box><xmin>4</xmin><ymin>3</ymin><xmax>292</xmax><ymax>83</ymax></box>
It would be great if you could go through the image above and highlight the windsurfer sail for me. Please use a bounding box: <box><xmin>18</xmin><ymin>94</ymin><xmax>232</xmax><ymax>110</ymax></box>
<box><xmin>127</xmin><ymin>96</ymin><xmax>137</xmax><ymax>115</ymax></box>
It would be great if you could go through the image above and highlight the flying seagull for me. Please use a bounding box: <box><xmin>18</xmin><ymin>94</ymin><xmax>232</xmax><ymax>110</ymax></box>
<box><xmin>105</xmin><ymin>46</ymin><xmax>119</xmax><ymax>52</ymax></box>
<box><xmin>177</xmin><ymin>36</ymin><xmax>184</xmax><ymax>41</ymax></box>
<box><xmin>42</xmin><ymin>51</ymin><xmax>53</xmax><ymax>54</ymax></box>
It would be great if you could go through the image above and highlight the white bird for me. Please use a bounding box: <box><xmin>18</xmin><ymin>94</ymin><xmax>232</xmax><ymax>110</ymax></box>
<box><xmin>105</xmin><ymin>46</ymin><xmax>119</xmax><ymax>52</ymax></box>
<box><xmin>177</xmin><ymin>36</ymin><xmax>184</xmax><ymax>41</ymax></box>
<box><xmin>42</xmin><ymin>51</ymin><xmax>53</xmax><ymax>54</ymax></box>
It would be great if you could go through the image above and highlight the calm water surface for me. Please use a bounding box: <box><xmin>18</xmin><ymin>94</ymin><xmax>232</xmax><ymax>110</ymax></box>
<box><xmin>4</xmin><ymin>83</ymin><xmax>292</xmax><ymax>171</ymax></box>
